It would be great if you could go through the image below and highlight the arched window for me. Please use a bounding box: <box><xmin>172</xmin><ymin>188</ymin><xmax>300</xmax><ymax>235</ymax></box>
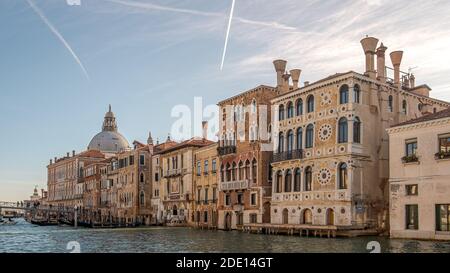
<box><xmin>245</xmin><ymin>160</ymin><xmax>250</xmax><ymax>179</ymax></box>
<box><xmin>140</xmin><ymin>173</ymin><xmax>144</xmax><ymax>183</ymax></box>
<box><xmin>294</xmin><ymin>168</ymin><xmax>301</xmax><ymax>192</ymax></box>
<box><xmin>402</xmin><ymin>100</ymin><xmax>407</xmax><ymax>114</ymax></box>
<box><xmin>296</xmin><ymin>127</ymin><xmax>303</xmax><ymax>150</ymax></box>
<box><xmin>287</xmin><ymin>101</ymin><xmax>294</xmax><ymax>118</ymax></box>
<box><xmin>305</xmin><ymin>124</ymin><xmax>314</xmax><ymax>148</ymax></box>
<box><xmin>279</xmin><ymin>104</ymin><xmax>285</xmax><ymax>120</ymax></box>
<box><xmin>251</xmin><ymin>99</ymin><xmax>257</xmax><ymax>113</ymax></box>
<box><xmin>278</xmin><ymin>132</ymin><xmax>285</xmax><ymax>153</ymax></box>
<box><xmin>220</xmin><ymin>164</ymin><xmax>224</xmax><ymax>182</ymax></box>
<box><xmin>304</xmin><ymin>167</ymin><xmax>312</xmax><ymax>191</ymax></box>
<box><xmin>353</xmin><ymin>84</ymin><xmax>360</xmax><ymax>103</ymax></box>
<box><xmin>353</xmin><ymin>117</ymin><xmax>361</xmax><ymax>143</ymax></box>
<box><xmin>338</xmin><ymin>163</ymin><xmax>348</xmax><ymax>189</ymax></box>
<box><xmin>287</xmin><ymin>130</ymin><xmax>294</xmax><ymax>153</ymax></box>
<box><xmin>276</xmin><ymin>171</ymin><xmax>283</xmax><ymax>193</ymax></box>
<box><xmin>226</xmin><ymin>163</ymin><xmax>231</xmax><ymax>182</ymax></box>
<box><xmin>284</xmin><ymin>169</ymin><xmax>292</xmax><ymax>192</ymax></box>
<box><xmin>296</xmin><ymin>99</ymin><xmax>303</xmax><ymax>116</ymax></box>
<box><xmin>388</xmin><ymin>95</ymin><xmax>393</xmax><ymax>112</ymax></box>
<box><xmin>338</xmin><ymin>117</ymin><xmax>348</xmax><ymax>143</ymax></box>
<box><xmin>252</xmin><ymin>159</ymin><xmax>257</xmax><ymax>183</ymax></box>
<box><xmin>302</xmin><ymin>209</ymin><xmax>312</xmax><ymax>224</ymax></box>
<box><xmin>231</xmin><ymin>162</ymin><xmax>237</xmax><ymax>181</ymax></box>
<box><xmin>140</xmin><ymin>191</ymin><xmax>145</xmax><ymax>206</ymax></box>
<box><xmin>238</xmin><ymin>161</ymin><xmax>244</xmax><ymax>180</ymax></box>
<box><xmin>340</xmin><ymin>85</ymin><xmax>349</xmax><ymax>104</ymax></box>
<box><xmin>307</xmin><ymin>95</ymin><xmax>314</xmax><ymax>113</ymax></box>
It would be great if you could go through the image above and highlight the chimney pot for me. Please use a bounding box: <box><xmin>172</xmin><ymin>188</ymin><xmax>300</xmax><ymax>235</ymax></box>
<box><xmin>50</xmin><ymin>159</ymin><xmax>53</xmax><ymax>164</ymax></box>
<box><xmin>390</xmin><ymin>51</ymin><xmax>404</xmax><ymax>88</ymax></box>
<box><xmin>72</xmin><ymin>150</ymin><xmax>75</xmax><ymax>157</ymax></box>
<box><xmin>376</xmin><ymin>43</ymin><xmax>388</xmax><ymax>82</ymax></box>
<box><xmin>410</xmin><ymin>74</ymin><xmax>415</xmax><ymax>88</ymax></box>
<box><xmin>66</xmin><ymin>152</ymin><xmax>70</xmax><ymax>158</ymax></box>
<box><xmin>273</xmin><ymin>59</ymin><xmax>287</xmax><ymax>90</ymax></box>
<box><xmin>360</xmin><ymin>37</ymin><xmax>379</xmax><ymax>79</ymax></box>
<box><xmin>290</xmin><ymin>69</ymin><xmax>302</xmax><ymax>90</ymax></box>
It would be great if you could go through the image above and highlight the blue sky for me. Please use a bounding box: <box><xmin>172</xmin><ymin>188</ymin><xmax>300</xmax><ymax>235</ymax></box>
<box><xmin>1</xmin><ymin>0</ymin><xmax>450</xmax><ymax>201</ymax></box>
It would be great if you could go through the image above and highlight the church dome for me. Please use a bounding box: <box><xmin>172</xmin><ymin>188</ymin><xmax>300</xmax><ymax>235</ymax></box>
<box><xmin>87</xmin><ymin>105</ymin><xmax>130</xmax><ymax>153</ymax></box>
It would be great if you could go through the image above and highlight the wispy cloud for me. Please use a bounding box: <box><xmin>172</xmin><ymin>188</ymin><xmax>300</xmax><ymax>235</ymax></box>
<box><xmin>26</xmin><ymin>0</ymin><xmax>90</xmax><ymax>80</ymax></box>
<box><xmin>104</xmin><ymin>0</ymin><xmax>297</xmax><ymax>31</ymax></box>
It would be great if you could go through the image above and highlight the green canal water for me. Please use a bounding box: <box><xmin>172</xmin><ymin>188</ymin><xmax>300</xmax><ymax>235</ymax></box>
<box><xmin>1</xmin><ymin>218</ymin><xmax>449</xmax><ymax>253</ymax></box>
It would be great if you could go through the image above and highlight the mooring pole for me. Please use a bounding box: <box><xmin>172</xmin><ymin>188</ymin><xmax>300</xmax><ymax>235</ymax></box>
<box><xmin>74</xmin><ymin>206</ymin><xmax>78</xmax><ymax>228</ymax></box>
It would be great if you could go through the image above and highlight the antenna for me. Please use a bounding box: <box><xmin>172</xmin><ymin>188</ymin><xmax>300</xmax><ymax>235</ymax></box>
<box><xmin>408</xmin><ymin>66</ymin><xmax>418</xmax><ymax>75</ymax></box>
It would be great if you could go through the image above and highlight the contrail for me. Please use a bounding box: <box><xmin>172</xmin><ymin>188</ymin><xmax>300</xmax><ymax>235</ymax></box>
<box><xmin>105</xmin><ymin>0</ymin><xmax>296</xmax><ymax>31</ymax></box>
<box><xmin>220</xmin><ymin>0</ymin><xmax>235</xmax><ymax>71</ymax></box>
<box><xmin>26</xmin><ymin>0</ymin><xmax>90</xmax><ymax>80</ymax></box>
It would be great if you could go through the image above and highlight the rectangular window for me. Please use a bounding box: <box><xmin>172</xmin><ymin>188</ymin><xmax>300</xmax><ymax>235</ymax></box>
<box><xmin>225</xmin><ymin>194</ymin><xmax>231</xmax><ymax>206</ymax></box>
<box><xmin>212</xmin><ymin>188</ymin><xmax>217</xmax><ymax>202</ymax></box>
<box><xmin>139</xmin><ymin>154</ymin><xmax>145</xmax><ymax>165</ymax></box>
<box><xmin>405</xmin><ymin>139</ymin><xmax>418</xmax><ymax>156</ymax></box>
<box><xmin>197</xmin><ymin>189</ymin><xmax>201</xmax><ymax>204</ymax></box>
<box><xmin>204</xmin><ymin>160</ymin><xmax>209</xmax><ymax>174</ymax></box>
<box><xmin>250</xmin><ymin>193</ymin><xmax>257</xmax><ymax>206</ymax></box>
<box><xmin>212</xmin><ymin>159</ymin><xmax>217</xmax><ymax>173</ymax></box>
<box><xmin>197</xmin><ymin>161</ymin><xmax>201</xmax><ymax>176</ymax></box>
<box><xmin>438</xmin><ymin>134</ymin><xmax>450</xmax><ymax>159</ymax></box>
<box><xmin>405</xmin><ymin>204</ymin><xmax>419</xmax><ymax>230</ymax></box>
<box><xmin>204</xmin><ymin>188</ymin><xmax>208</xmax><ymax>204</ymax></box>
<box><xmin>129</xmin><ymin>155</ymin><xmax>134</xmax><ymax>165</ymax></box>
<box><xmin>237</xmin><ymin>193</ymin><xmax>244</xmax><ymax>205</ymax></box>
<box><xmin>436</xmin><ymin>204</ymin><xmax>450</xmax><ymax>232</ymax></box>
<box><xmin>250</xmin><ymin>213</ymin><xmax>257</xmax><ymax>224</ymax></box>
<box><xmin>406</xmin><ymin>184</ymin><xmax>418</xmax><ymax>196</ymax></box>
<box><xmin>154</xmin><ymin>173</ymin><xmax>159</xmax><ymax>182</ymax></box>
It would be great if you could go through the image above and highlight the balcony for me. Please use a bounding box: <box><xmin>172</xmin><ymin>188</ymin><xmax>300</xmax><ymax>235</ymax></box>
<box><xmin>217</xmin><ymin>145</ymin><xmax>236</xmax><ymax>156</ymax></box>
<box><xmin>164</xmin><ymin>169</ymin><xmax>183</xmax><ymax>177</ymax></box>
<box><xmin>435</xmin><ymin>151</ymin><xmax>450</xmax><ymax>160</ymax></box>
<box><xmin>220</xmin><ymin>179</ymin><xmax>249</xmax><ymax>191</ymax></box>
<box><xmin>401</xmin><ymin>154</ymin><xmax>419</xmax><ymax>164</ymax></box>
<box><xmin>273</xmin><ymin>149</ymin><xmax>304</xmax><ymax>163</ymax></box>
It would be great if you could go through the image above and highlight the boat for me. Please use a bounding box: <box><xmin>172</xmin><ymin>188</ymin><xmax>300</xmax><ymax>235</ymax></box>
<box><xmin>0</xmin><ymin>217</ymin><xmax>17</xmax><ymax>225</ymax></box>
<box><xmin>30</xmin><ymin>218</ymin><xmax>58</xmax><ymax>226</ymax></box>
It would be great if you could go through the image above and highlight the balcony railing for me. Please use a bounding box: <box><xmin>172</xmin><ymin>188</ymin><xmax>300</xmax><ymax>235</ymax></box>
<box><xmin>401</xmin><ymin>154</ymin><xmax>419</xmax><ymax>163</ymax></box>
<box><xmin>219</xmin><ymin>179</ymin><xmax>249</xmax><ymax>191</ymax></box>
<box><xmin>273</xmin><ymin>149</ymin><xmax>304</xmax><ymax>163</ymax></box>
<box><xmin>164</xmin><ymin>169</ymin><xmax>183</xmax><ymax>177</ymax></box>
<box><xmin>217</xmin><ymin>145</ymin><xmax>236</xmax><ymax>156</ymax></box>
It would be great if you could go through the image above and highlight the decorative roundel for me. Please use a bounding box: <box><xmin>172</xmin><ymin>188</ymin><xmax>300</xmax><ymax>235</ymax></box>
<box><xmin>317</xmin><ymin>208</ymin><xmax>322</xmax><ymax>213</ymax></box>
<box><xmin>317</xmin><ymin>168</ymin><xmax>332</xmax><ymax>185</ymax></box>
<box><xmin>341</xmin><ymin>208</ymin><xmax>346</xmax><ymax>214</ymax></box>
<box><xmin>320</xmin><ymin>92</ymin><xmax>332</xmax><ymax>106</ymax></box>
<box><xmin>318</xmin><ymin>124</ymin><xmax>333</xmax><ymax>141</ymax></box>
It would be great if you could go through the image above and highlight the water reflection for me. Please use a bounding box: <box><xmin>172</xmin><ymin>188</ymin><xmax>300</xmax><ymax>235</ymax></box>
<box><xmin>1</xmin><ymin>219</ymin><xmax>449</xmax><ymax>253</ymax></box>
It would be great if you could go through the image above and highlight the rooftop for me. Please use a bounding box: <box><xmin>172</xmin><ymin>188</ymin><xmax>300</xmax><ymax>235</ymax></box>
<box><xmin>392</xmin><ymin>107</ymin><xmax>450</xmax><ymax>127</ymax></box>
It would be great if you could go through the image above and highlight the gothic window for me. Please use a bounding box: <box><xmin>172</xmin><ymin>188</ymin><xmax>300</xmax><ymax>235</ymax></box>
<box><xmin>140</xmin><ymin>173</ymin><xmax>144</xmax><ymax>183</ymax></box>
<box><xmin>278</xmin><ymin>132</ymin><xmax>285</xmax><ymax>153</ymax></box>
<box><xmin>279</xmin><ymin>104</ymin><xmax>285</xmax><ymax>120</ymax></box>
<box><xmin>294</xmin><ymin>168</ymin><xmax>301</xmax><ymax>192</ymax></box>
<box><xmin>353</xmin><ymin>84</ymin><xmax>360</xmax><ymax>103</ymax></box>
<box><xmin>287</xmin><ymin>101</ymin><xmax>294</xmax><ymax>118</ymax></box>
<box><xmin>340</xmin><ymin>84</ymin><xmax>349</xmax><ymax>104</ymax></box>
<box><xmin>353</xmin><ymin>117</ymin><xmax>361</xmax><ymax>143</ymax></box>
<box><xmin>296</xmin><ymin>98</ymin><xmax>303</xmax><ymax>116</ymax></box>
<box><xmin>305</xmin><ymin>124</ymin><xmax>314</xmax><ymax>148</ymax></box>
<box><xmin>402</xmin><ymin>100</ymin><xmax>407</xmax><ymax>114</ymax></box>
<box><xmin>307</xmin><ymin>95</ymin><xmax>315</xmax><ymax>113</ymax></box>
<box><xmin>287</xmin><ymin>130</ymin><xmax>294</xmax><ymax>153</ymax></box>
<box><xmin>388</xmin><ymin>95</ymin><xmax>393</xmax><ymax>112</ymax></box>
<box><xmin>252</xmin><ymin>159</ymin><xmax>257</xmax><ymax>183</ymax></box>
<box><xmin>276</xmin><ymin>171</ymin><xmax>283</xmax><ymax>193</ymax></box>
<box><xmin>338</xmin><ymin>117</ymin><xmax>348</xmax><ymax>143</ymax></box>
<box><xmin>304</xmin><ymin>166</ymin><xmax>312</xmax><ymax>191</ymax></box>
<box><xmin>296</xmin><ymin>127</ymin><xmax>303</xmax><ymax>150</ymax></box>
<box><xmin>338</xmin><ymin>163</ymin><xmax>348</xmax><ymax>189</ymax></box>
<box><xmin>284</xmin><ymin>169</ymin><xmax>292</xmax><ymax>192</ymax></box>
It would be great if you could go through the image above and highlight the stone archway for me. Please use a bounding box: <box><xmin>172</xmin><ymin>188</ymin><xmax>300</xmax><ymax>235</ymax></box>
<box><xmin>301</xmin><ymin>209</ymin><xmax>312</xmax><ymax>225</ymax></box>
<box><xmin>326</xmin><ymin>208</ymin><xmax>335</xmax><ymax>226</ymax></box>
<box><xmin>282</xmin><ymin>208</ymin><xmax>289</xmax><ymax>224</ymax></box>
<box><xmin>262</xmin><ymin>202</ymin><xmax>271</xmax><ymax>223</ymax></box>
<box><xmin>224</xmin><ymin>212</ymin><xmax>232</xmax><ymax>230</ymax></box>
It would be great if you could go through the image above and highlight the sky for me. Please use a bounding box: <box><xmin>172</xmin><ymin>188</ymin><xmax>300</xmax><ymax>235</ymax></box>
<box><xmin>1</xmin><ymin>0</ymin><xmax>450</xmax><ymax>202</ymax></box>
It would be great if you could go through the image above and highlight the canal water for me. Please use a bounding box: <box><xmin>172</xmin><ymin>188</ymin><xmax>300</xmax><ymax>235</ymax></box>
<box><xmin>1</xmin><ymin>219</ymin><xmax>449</xmax><ymax>253</ymax></box>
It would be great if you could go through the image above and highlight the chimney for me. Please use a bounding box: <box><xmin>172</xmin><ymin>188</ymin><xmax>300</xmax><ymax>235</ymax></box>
<box><xmin>360</xmin><ymin>36</ymin><xmax>379</xmax><ymax>79</ymax></box>
<box><xmin>410</xmin><ymin>74</ymin><xmax>415</xmax><ymax>88</ymax></box>
<box><xmin>202</xmin><ymin>121</ymin><xmax>208</xmax><ymax>140</ymax></box>
<box><xmin>72</xmin><ymin>150</ymin><xmax>75</xmax><ymax>157</ymax></box>
<box><xmin>376</xmin><ymin>43</ymin><xmax>387</xmax><ymax>82</ymax></box>
<box><xmin>304</xmin><ymin>81</ymin><xmax>310</xmax><ymax>87</ymax></box>
<box><xmin>282</xmin><ymin>73</ymin><xmax>291</xmax><ymax>92</ymax></box>
<box><xmin>50</xmin><ymin>159</ymin><xmax>53</xmax><ymax>165</ymax></box>
<box><xmin>273</xmin><ymin>59</ymin><xmax>287</xmax><ymax>90</ymax></box>
<box><xmin>390</xmin><ymin>51</ymin><xmax>403</xmax><ymax>88</ymax></box>
<box><xmin>54</xmin><ymin>157</ymin><xmax>57</xmax><ymax>162</ymax></box>
<box><xmin>66</xmin><ymin>152</ymin><xmax>70</xmax><ymax>158</ymax></box>
<box><xmin>290</xmin><ymin>69</ymin><xmax>301</xmax><ymax>90</ymax></box>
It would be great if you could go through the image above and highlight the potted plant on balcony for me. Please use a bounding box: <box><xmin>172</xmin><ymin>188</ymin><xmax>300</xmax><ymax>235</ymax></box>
<box><xmin>401</xmin><ymin>154</ymin><xmax>419</xmax><ymax>163</ymax></box>
<box><xmin>435</xmin><ymin>151</ymin><xmax>450</xmax><ymax>159</ymax></box>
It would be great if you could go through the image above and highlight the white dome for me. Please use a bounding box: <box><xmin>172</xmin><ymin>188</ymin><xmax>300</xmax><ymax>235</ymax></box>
<box><xmin>88</xmin><ymin>131</ymin><xmax>130</xmax><ymax>153</ymax></box>
<box><xmin>87</xmin><ymin>105</ymin><xmax>130</xmax><ymax>153</ymax></box>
